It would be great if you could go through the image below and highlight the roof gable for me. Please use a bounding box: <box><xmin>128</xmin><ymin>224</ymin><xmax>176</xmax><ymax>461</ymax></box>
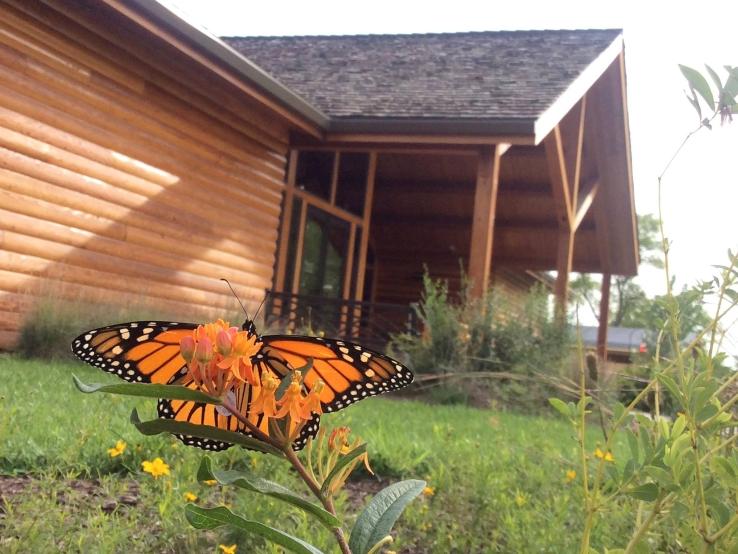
<box><xmin>225</xmin><ymin>29</ymin><xmax>622</xmax><ymax>130</ymax></box>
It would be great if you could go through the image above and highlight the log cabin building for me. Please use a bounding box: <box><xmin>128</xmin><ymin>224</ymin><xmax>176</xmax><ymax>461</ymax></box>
<box><xmin>0</xmin><ymin>0</ymin><xmax>637</xmax><ymax>354</ymax></box>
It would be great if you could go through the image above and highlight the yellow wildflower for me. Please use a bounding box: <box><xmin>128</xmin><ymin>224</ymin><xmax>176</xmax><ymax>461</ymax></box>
<box><xmin>594</xmin><ymin>448</ymin><xmax>614</xmax><ymax>462</ymax></box>
<box><xmin>565</xmin><ymin>469</ymin><xmax>577</xmax><ymax>483</ymax></box>
<box><xmin>203</xmin><ymin>479</ymin><xmax>218</xmax><ymax>486</ymax></box>
<box><xmin>107</xmin><ymin>440</ymin><xmax>126</xmax><ymax>458</ymax></box>
<box><xmin>218</xmin><ymin>545</ymin><xmax>237</xmax><ymax>554</ymax></box>
<box><xmin>514</xmin><ymin>492</ymin><xmax>527</xmax><ymax>507</ymax></box>
<box><xmin>183</xmin><ymin>491</ymin><xmax>198</xmax><ymax>502</ymax></box>
<box><xmin>142</xmin><ymin>457</ymin><xmax>170</xmax><ymax>479</ymax></box>
<box><xmin>422</xmin><ymin>486</ymin><xmax>435</xmax><ymax>497</ymax></box>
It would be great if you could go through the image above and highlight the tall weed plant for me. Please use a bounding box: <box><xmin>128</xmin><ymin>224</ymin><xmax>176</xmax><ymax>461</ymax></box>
<box><xmin>550</xmin><ymin>64</ymin><xmax>738</xmax><ymax>553</ymax></box>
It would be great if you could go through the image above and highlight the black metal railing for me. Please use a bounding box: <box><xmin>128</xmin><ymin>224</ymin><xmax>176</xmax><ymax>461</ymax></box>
<box><xmin>263</xmin><ymin>290</ymin><xmax>419</xmax><ymax>350</ymax></box>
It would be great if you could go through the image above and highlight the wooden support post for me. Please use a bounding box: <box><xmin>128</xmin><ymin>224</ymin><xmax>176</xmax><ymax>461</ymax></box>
<box><xmin>468</xmin><ymin>143</ymin><xmax>507</xmax><ymax>297</ymax></box>
<box><xmin>273</xmin><ymin>149</ymin><xmax>298</xmax><ymax>320</ymax></box>
<box><xmin>597</xmin><ymin>273</ymin><xmax>611</xmax><ymax>362</ymax></box>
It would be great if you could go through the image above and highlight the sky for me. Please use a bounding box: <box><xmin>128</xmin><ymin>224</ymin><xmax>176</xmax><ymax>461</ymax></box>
<box><xmin>166</xmin><ymin>0</ymin><xmax>737</xmax><ymax>354</ymax></box>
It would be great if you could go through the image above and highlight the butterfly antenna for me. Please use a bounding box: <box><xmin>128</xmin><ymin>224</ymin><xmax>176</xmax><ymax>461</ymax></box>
<box><xmin>221</xmin><ymin>278</ymin><xmax>249</xmax><ymax>318</ymax></box>
<box><xmin>252</xmin><ymin>294</ymin><xmax>268</xmax><ymax>323</ymax></box>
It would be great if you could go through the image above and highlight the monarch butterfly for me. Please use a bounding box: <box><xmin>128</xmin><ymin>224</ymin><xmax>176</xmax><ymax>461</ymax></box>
<box><xmin>71</xmin><ymin>318</ymin><xmax>413</xmax><ymax>451</ymax></box>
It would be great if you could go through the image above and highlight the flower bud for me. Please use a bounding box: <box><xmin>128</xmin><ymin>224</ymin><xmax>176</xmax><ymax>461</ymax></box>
<box><xmin>179</xmin><ymin>335</ymin><xmax>196</xmax><ymax>362</ymax></box>
<box><xmin>216</xmin><ymin>329</ymin><xmax>233</xmax><ymax>356</ymax></box>
<box><xmin>195</xmin><ymin>337</ymin><xmax>213</xmax><ymax>364</ymax></box>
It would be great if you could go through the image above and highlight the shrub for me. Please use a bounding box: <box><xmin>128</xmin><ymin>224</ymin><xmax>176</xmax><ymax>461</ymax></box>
<box><xmin>390</xmin><ymin>272</ymin><xmax>572</xmax><ymax>410</ymax></box>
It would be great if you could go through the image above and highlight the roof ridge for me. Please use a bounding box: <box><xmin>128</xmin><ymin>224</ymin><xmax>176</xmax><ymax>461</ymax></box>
<box><xmin>222</xmin><ymin>28</ymin><xmax>622</xmax><ymax>41</ymax></box>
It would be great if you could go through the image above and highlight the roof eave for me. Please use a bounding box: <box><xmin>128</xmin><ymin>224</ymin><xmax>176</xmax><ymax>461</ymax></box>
<box><xmin>325</xmin><ymin>117</ymin><xmax>537</xmax><ymax>144</ymax></box>
<box><xmin>120</xmin><ymin>0</ymin><xmax>330</xmax><ymax>130</ymax></box>
<box><xmin>533</xmin><ymin>33</ymin><xmax>624</xmax><ymax>144</ymax></box>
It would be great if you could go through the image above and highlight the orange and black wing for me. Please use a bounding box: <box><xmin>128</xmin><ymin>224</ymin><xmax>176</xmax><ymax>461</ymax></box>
<box><xmin>72</xmin><ymin>321</ymin><xmax>242</xmax><ymax>451</ymax></box>
<box><xmin>259</xmin><ymin>335</ymin><xmax>414</xmax><ymax>414</ymax></box>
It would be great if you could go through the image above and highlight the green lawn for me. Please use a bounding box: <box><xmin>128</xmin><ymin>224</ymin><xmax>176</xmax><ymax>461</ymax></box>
<box><xmin>0</xmin><ymin>356</ymin><xmax>634</xmax><ymax>553</ymax></box>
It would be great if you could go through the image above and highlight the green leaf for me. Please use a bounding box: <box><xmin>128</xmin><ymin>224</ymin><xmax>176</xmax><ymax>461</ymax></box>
<box><xmin>321</xmin><ymin>443</ymin><xmax>368</xmax><ymax>496</ymax></box>
<box><xmin>185</xmin><ymin>504</ymin><xmax>323</xmax><ymax>554</ymax></box>
<box><xmin>73</xmin><ymin>374</ymin><xmax>220</xmax><ymax>403</ymax></box>
<box><xmin>656</xmin><ymin>374</ymin><xmax>683</xmax><ymax>408</ymax></box>
<box><xmin>679</xmin><ymin>64</ymin><xmax>715</xmax><ymax>110</ymax></box>
<box><xmin>625</xmin><ymin>483</ymin><xmax>659</xmax><ymax>502</ymax></box>
<box><xmin>706</xmin><ymin>496</ymin><xmax>731</xmax><ymax>527</ymax></box>
<box><xmin>705</xmin><ymin>64</ymin><xmax>723</xmax><ymax>92</ymax></box>
<box><xmin>626</xmin><ymin>430</ymin><xmax>640</xmax><ymax>463</ymax></box>
<box><xmin>349</xmin><ymin>479</ymin><xmax>425</xmax><ymax>554</ymax></box>
<box><xmin>196</xmin><ymin>457</ymin><xmax>339</xmax><ymax>529</ymax></box>
<box><xmin>644</xmin><ymin>466</ymin><xmax>672</xmax><ymax>488</ymax></box>
<box><xmin>549</xmin><ymin>398</ymin><xmax>572</xmax><ymax>418</ymax></box>
<box><xmin>129</xmin><ymin>409</ymin><xmax>283</xmax><ymax>456</ymax></box>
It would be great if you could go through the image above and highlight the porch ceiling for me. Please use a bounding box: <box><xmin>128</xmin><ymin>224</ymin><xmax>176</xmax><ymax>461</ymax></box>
<box><xmin>370</xmin><ymin>145</ymin><xmax>615</xmax><ymax>277</ymax></box>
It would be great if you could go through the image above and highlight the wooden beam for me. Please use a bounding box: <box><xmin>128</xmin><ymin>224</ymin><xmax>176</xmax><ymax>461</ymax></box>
<box><xmin>353</xmin><ymin>151</ymin><xmax>377</xmax><ymax>301</ymax></box>
<box><xmin>572</xmin><ymin>177</ymin><xmax>600</xmax><ymax>232</ymax></box>
<box><xmin>544</xmin><ymin>125</ymin><xmax>573</xmax><ymax>229</ymax></box>
<box><xmin>597</xmin><ymin>273</ymin><xmax>611</xmax><ymax>362</ymax></box>
<box><xmin>468</xmin><ymin>143</ymin><xmax>507</xmax><ymax>297</ymax></box>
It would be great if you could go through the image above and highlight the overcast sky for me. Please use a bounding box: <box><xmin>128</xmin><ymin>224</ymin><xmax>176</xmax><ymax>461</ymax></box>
<box><xmin>165</xmin><ymin>0</ymin><xmax>738</xmax><ymax>355</ymax></box>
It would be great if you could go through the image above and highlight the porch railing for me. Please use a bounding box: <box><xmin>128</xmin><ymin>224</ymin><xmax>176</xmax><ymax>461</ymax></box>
<box><xmin>263</xmin><ymin>290</ymin><xmax>419</xmax><ymax>350</ymax></box>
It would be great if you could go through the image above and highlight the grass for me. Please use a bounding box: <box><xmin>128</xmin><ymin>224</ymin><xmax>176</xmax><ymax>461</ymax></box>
<box><xmin>0</xmin><ymin>355</ymin><xmax>635</xmax><ymax>553</ymax></box>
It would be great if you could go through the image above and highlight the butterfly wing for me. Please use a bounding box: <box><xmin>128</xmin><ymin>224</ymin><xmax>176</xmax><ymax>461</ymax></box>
<box><xmin>258</xmin><ymin>335</ymin><xmax>414</xmax><ymax>413</ymax></box>
<box><xmin>72</xmin><ymin>321</ymin><xmax>241</xmax><ymax>451</ymax></box>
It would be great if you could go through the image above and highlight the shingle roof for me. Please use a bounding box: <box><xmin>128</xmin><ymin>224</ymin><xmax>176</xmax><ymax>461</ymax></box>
<box><xmin>224</xmin><ymin>29</ymin><xmax>622</xmax><ymax>124</ymax></box>
<box><xmin>579</xmin><ymin>326</ymin><xmax>646</xmax><ymax>352</ymax></box>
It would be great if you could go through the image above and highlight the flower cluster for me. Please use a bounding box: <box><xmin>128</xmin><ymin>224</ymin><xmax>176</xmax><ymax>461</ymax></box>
<box><xmin>179</xmin><ymin>319</ymin><xmax>262</xmax><ymax>398</ymax></box>
<box><xmin>179</xmin><ymin>320</ymin><xmax>326</xmax><ymax>445</ymax></box>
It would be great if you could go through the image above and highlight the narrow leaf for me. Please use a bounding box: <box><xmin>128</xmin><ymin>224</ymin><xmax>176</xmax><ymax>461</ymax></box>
<box><xmin>197</xmin><ymin>457</ymin><xmax>339</xmax><ymax>528</ymax></box>
<box><xmin>73</xmin><ymin>374</ymin><xmax>219</xmax><ymax>404</ymax></box>
<box><xmin>129</xmin><ymin>409</ymin><xmax>283</xmax><ymax>456</ymax></box>
<box><xmin>705</xmin><ymin>64</ymin><xmax>723</xmax><ymax>91</ymax></box>
<box><xmin>321</xmin><ymin>444</ymin><xmax>368</xmax><ymax>496</ymax></box>
<box><xmin>185</xmin><ymin>504</ymin><xmax>324</xmax><ymax>554</ymax></box>
<box><xmin>349</xmin><ymin>479</ymin><xmax>425</xmax><ymax>554</ymax></box>
<box><xmin>548</xmin><ymin>398</ymin><xmax>572</xmax><ymax>418</ymax></box>
<box><xmin>679</xmin><ymin>64</ymin><xmax>715</xmax><ymax>110</ymax></box>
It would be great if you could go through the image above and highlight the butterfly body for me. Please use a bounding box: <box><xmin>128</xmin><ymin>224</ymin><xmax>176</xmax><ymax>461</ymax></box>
<box><xmin>72</xmin><ymin>319</ymin><xmax>413</xmax><ymax>451</ymax></box>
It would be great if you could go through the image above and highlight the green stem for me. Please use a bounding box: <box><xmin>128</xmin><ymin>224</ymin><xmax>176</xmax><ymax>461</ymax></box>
<box><xmin>222</xmin><ymin>399</ymin><xmax>351</xmax><ymax>554</ymax></box>
<box><xmin>624</xmin><ymin>495</ymin><xmax>664</xmax><ymax>553</ymax></box>
<box><xmin>707</xmin><ymin>512</ymin><xmax>738</xmax><ymax>543</ymax></box>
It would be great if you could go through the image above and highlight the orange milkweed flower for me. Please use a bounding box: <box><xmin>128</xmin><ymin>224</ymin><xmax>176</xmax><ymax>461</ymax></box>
<box><xmin>250</xmin><ymin>370</ymin><xmax>280</xmax><ymax>433</ymax></box>
<box><xmin>300</xmin><ymin>379</ymin><xmax>325</xmax><ymax>419</ymax></box>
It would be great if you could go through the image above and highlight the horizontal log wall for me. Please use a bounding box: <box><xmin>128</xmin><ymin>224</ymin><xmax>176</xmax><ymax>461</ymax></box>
<box><xmin>0</xmin><ymin>0</ymin><xmax>291</xmax><ymax>349</ymax></box>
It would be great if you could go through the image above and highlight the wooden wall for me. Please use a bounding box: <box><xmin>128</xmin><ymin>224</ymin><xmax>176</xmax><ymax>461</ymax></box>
<box><xmin>0</xmin><ymin>0</ymin><xmax>291</xmax><ymax>350</ymax></box>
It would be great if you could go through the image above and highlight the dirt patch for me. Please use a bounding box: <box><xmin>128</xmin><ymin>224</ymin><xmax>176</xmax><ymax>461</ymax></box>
<box><xmin>343</xmin><ymin>477</ymin><xmax>393</xmax><ymax>511</ymax></box>
<box><xmin>0</xmin><ymin>475</ymin><xmax>140</xmax><ymax>514</ymax></box>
